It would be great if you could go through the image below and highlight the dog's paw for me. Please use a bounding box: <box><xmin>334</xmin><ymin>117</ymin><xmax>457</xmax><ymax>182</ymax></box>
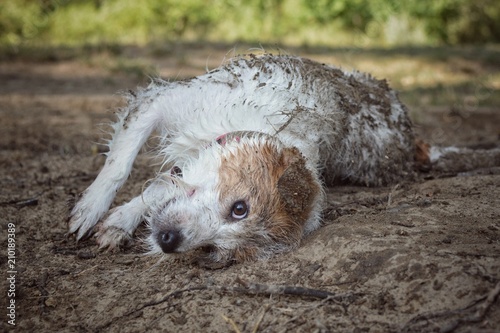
<box><xmin>69</xmin><ymin>181</ymin><xmax>121</xmax><ymax>240</ymax></box>
<box><xmin>94</xmin><ymin>204</ymin><xmax>143</xmax><ymax>249</ymax></box>
<box><xmin>95</xmin><ymin>225</ymin><xmax>132</xmax><ymax>250</ymax></box>
<box><xmin>68</xmin><ymin>198</ymin><xmax>105</xmax><ymax>240</ymax></box>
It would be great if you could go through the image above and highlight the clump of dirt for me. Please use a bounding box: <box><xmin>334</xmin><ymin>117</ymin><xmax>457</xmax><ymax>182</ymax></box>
<box><xmin>1</xmin><ymin>52</ymin><xmax>499</xmax><ymax>333</ymax></box>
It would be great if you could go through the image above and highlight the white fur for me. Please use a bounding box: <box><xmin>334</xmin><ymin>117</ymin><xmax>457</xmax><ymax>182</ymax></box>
<box><xmin>69</xmin><ymin>54</ymin><xmax>415</xmax><ymax>261</ymax></box>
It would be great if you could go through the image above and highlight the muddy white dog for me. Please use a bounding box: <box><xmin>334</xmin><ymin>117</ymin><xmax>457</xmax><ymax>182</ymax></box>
<box><xmin>69</xmin><ymin>54</ymin><xmax>462</xmax><ymax>263</ymax></box>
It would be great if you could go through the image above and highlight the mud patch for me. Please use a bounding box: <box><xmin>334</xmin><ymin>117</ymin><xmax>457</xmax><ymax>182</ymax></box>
<box><xmin>1</xmin><ymin>56</ymin><xmax>499</xmax><ymax>333</ymax></box>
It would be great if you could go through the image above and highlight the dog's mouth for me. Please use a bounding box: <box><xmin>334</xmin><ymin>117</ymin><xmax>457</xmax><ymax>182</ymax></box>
<box><xmin>154</xmin><ymin>236</ymin><xmax>232</xmax><ymax>268</ymax></box>
<box><xmin>152</xmin><ymin>227</ymin><xmax>218</xmax><ymax>254</ymax></box>
<box><xmin>195</xmin><ymin>245</ymin><xmax>236</xmax><ymax>269</ymax></box>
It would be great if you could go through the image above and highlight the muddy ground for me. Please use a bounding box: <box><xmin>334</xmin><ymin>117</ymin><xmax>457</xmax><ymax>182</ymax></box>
<box><xmin>1</xmin><ymin>46</ymin><xmax>499</xmax><ymax>332</ymax></box>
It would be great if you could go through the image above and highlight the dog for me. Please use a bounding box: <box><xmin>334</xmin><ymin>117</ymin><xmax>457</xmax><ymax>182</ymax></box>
<box><xmin>68</xmin><ymin>54</ymin><xmax>498</xmax><ymax>264</ymax></box>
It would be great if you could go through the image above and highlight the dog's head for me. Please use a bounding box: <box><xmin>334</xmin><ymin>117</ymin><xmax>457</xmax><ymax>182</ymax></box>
<box><xmin>145</xmin><ymin>132</ymin><xmax>321</xmax><ymax>264</ymax></box>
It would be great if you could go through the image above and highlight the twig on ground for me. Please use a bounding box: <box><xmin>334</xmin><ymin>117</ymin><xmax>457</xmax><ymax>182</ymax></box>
<box><xmin>37</xmin><ymin>271</ymin><xmax>49</xmax><ymax>313</ymax></box>
<box><xmin>402</xmin><ymin>280</ymin><xmax>500</xmax><ymax>333</ymax></box>
<box><xmin>441</xmin><ymin>280</ymin><xmax>500</xmax><ymax>333</ymax></box>
<box><xmin>252</xmin><ymin>304</ymin><xmax>270</xmax><ymax>333</ymax></box>
<box><xmin>128</xmin><ymin>285</ymin><xmax>207</xmax><ymax>315</ymax></box>
<box><xmin>386</xmin><ymin>183</ymin><xmax>400</xmax><ymax>208</ymax></box>
<box><xmin>98</xmin><ymin>277</ymin><xmax>360</xmax><ymax>330</ymax></box>
<box><xmin>0</xmin><ymin>190</ymin><xmax>48</xmax><ymax>207</ymax></box>
<box><xmin>233</xmin><ymin>277</ymin><xmax>358</xmax><ymax>301</ymax></box>
<box><xmin>0</xmin><ymin>197</ymin><xmax>39</xmax><ymax>207</ymax></box>
<box><xmin>221</xmin><ymin>314</ymin><xmax>242</xmax><ymax>333</ymax></box>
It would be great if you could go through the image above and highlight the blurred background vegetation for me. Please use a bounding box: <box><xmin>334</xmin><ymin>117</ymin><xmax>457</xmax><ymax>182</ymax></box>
<box><xmin>1</xmin><ymin>0</ymin><xmax>499</xmax><ymax>47</ymax></box>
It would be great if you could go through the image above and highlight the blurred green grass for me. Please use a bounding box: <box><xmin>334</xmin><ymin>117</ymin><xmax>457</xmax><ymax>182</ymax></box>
<box><xmin>2</xmin><ymin>0</ymin><xmax>499</xmax><ymax>47</ymax></box>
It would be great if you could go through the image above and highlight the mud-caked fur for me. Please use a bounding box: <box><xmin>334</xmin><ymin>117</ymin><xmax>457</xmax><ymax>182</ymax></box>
<box><xmin>68</xmin><ymin>54</ymin><xmax>429</xmax><ymax>263</ymax></box>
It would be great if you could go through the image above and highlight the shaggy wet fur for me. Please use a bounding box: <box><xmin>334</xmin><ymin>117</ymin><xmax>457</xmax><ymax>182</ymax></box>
<box><xmin>68</xmin><ymin>54</ymin><xmax>496</xmax><ymax>263</ymax></box>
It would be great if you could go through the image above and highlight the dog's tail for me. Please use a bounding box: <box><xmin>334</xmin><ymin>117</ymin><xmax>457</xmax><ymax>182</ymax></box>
<box><xmin>415</xmin><ymin>139</ymin><xmax>500</xmax><ymax>175</ymax></box>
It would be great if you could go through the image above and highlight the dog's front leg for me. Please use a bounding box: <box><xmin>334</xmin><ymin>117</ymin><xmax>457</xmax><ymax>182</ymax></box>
<box><xmin>94</xmin><ymin>178</ymin><xmax>175</xmax><ymax>249</ymax></box>
<box><xmin>69</xmin><ymin>95</ymin><xmax>163</xmax><ymax>240</ymax></box>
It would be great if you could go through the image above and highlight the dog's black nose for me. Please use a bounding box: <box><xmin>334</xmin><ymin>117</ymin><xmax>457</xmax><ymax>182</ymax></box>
<box><xmin>157</xmin><ymin>230</ymin><xmax>182</xmax><ymax>253</ymax></box>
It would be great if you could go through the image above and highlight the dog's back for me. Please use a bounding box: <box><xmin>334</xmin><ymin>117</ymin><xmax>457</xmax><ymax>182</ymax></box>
<box><xmin>239</xmin><ymin>56</ymin><xmax>415</xmax><ymax>186</ymax></box>
<box><xmin>155</xmin><ymin>55</ymin><xmax>415</xmax><ymax>186</ymax></box>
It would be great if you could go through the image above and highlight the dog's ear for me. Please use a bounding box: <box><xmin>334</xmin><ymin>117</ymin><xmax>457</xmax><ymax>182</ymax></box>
<box><xmin>277</xmin><ymin>147</ymin><xmax>320</xmax><ymax>225</ymax></box>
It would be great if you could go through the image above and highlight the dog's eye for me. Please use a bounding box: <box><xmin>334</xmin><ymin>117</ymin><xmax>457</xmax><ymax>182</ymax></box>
<box><xmin>231</xmin><ymin>201</ymin><xmax>249</xmax><ymax>219</ymax></box>
<box><xmin>170</xmin><ymin>166</ymin><xmax>182</xmax><ymax>177</ymax></box>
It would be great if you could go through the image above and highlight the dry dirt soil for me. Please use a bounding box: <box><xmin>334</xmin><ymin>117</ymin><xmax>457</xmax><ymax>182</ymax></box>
<box><xmin>1</xmin><ymin>48</ymin><xmax>499</xmax><ymax>333</ymax></box>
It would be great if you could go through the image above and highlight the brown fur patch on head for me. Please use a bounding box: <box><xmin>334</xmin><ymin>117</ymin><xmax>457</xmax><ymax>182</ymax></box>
<box><xmin>277</xmin><ymin>147</ymin><xmax>320</xmax><ymax>225</ymax></box>
<box><xmin>217</xmin><ymin>136</ymin><xmax>320</xmax><ymax>261</ymax></box>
